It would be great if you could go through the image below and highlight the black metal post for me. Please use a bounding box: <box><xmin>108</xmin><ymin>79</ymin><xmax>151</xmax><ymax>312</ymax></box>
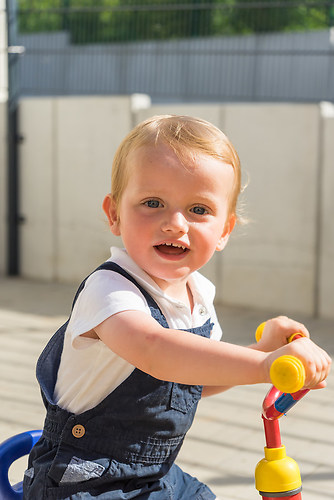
<box><xmin>7</xmin><ymin>102</ymin><xmax>20</xmax><ymax>275</ymax></box>
<box><xmin>6</xmin><ymin>0</ymin><xmax>20</xmax><ymax>275</ymax></box>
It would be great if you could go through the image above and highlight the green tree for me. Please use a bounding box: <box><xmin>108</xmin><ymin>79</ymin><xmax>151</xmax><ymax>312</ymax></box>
<box><xmin>18</xmin><ymin>0</ymin><xmax>215</xmax><ymax>42</ymax></box>
<box><xmin>215</xmin><ymin>0</ymin><xmax>329</xmax><ymax>34</ymax></box>
<box><xmin>17</xmin><ymin>0</ymin><xmax>331</xmax><ymax>42</ymax></box>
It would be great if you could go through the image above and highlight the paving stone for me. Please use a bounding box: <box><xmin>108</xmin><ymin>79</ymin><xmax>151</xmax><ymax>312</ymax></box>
<box><xmin>0</xmin><ymin>277</ymin><xmax>333</xmax><ymax>498</ymax></box>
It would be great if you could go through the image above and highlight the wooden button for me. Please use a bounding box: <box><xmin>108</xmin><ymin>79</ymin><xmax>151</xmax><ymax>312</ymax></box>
<box><xmin>72</xmin><ymin>424</ymin><xmax>85</xmax><ymax>438</ymax></box>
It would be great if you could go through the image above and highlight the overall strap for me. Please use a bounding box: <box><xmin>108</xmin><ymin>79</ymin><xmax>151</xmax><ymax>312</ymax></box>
<box><xmin>72</xmin><ymin>261</ymin><xmax>169</xmax><ymax>328</ymax></box>
<box><xmin>37</xmin><ymin>261</ymin><xmax>169</xmax><ymax>405</ymax></box>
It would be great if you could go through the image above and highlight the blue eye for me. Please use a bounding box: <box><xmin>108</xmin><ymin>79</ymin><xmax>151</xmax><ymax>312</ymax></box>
<box><xmin>191</xmin><ymin>206</ymin><xmax>207</xmax><ymax>215</ymax></box>
<box><xmin>144</xmin><ymin>199</ymin><xmax>161</xmax><ymax>208</ymax></box>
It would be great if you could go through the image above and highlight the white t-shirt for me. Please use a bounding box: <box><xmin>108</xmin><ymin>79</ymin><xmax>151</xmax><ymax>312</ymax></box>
<box><xmin>54</xmin><ymin>247</ymin><xmax>222</xmax><ymax>415</ymax></box>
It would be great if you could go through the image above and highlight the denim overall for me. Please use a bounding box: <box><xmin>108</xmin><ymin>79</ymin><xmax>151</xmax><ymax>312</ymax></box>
<box><xmin>23</xmin><ymin>263</ymin><xmax>216</xmax><ymax>500</ymax></box>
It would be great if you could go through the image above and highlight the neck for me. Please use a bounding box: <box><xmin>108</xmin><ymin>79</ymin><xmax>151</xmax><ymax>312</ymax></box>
<box><xmin>186</xmin><ymin>283</ymin><xmax>194</xmax><ymax>312</ymax></box>
<box><xmin>151</xmin><ymin>277</ymin><xmax>194</xmax><ymax>312</ymax></box>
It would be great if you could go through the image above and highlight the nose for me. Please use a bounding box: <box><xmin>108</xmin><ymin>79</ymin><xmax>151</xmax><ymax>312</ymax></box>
<box><xmin>161</xmin><ymin>210</ymin><xmax>188</xmax><ymax>234</ymax></box>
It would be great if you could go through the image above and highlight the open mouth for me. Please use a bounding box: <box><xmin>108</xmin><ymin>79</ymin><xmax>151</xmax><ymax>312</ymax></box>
<box><xmin>154</xmin><ymin>243</ymin><xmax>189</xmax><ymax>256</ymax></box>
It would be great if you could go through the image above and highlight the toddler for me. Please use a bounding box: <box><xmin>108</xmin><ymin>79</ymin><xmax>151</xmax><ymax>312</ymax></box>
<box><xmin>24</xmin><ymin>115</ymin><xmax>331</xmax><ymax>499</ymax></box>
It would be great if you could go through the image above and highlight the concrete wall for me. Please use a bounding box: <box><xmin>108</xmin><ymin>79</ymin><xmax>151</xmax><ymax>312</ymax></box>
<box><xmin>0</xmin><ymin>99</ymin><xmax>7</xmax><ymax>276</ymax></box>
<box><xmin>15</xmin><ymin>97</ymin><xmax>334</xmax><ymax>319</ymax></box>
<box><xmin>222</xmin><ymin>104</ymin><xmax>320</xmax><ymax>315</ymax></box>
<box><xmin>319</xmin><ymin>103</ymin><xmax>334</xmax><ymax>318</ymax></box>
<box><xmin>0</xmin><ymin>0</ymin><xmax>7</xmax><ymax>101</ymax></box>
<box><xmin>19</xmin><ymin>96</ymin><xmax>134</xmax><ymax>282</ymax></box>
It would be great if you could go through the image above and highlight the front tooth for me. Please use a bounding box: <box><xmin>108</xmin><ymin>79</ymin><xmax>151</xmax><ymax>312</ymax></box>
<box><xmin>164</xmin><ymin>243</ymin><xmax>186</xmax><ymax>249</ymax></box>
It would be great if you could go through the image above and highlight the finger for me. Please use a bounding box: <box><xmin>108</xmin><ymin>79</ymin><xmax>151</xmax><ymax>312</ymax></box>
<box><xmin>305</xmin><ymin>346</ymin><xmax>331</xmax><ymax>388</ymax></box>
<box><xmin>294</xmin><ymin>323</ymin><xmax>310</xmax><ymax>339</ymax></box>
<box><xmin>282</xmin><ymin>318</ymin><xmax>310</xmax><ymax>340</ymax></box>
<box><xmin>273</xmin><ymin>316</ymin><xmax>310</xmax><ymax>341</ymax></box>
<box><xmin>309</xmin><ymin>380</ymin><xmax>327</xmax><ymax>390</ymax></box>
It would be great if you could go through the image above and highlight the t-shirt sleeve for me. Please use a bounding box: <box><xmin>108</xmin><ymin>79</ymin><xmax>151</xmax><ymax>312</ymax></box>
<box><xmin>68</xmin><ymin>270</ymin><xmax>151</xmax><ymax>349</ymax></box>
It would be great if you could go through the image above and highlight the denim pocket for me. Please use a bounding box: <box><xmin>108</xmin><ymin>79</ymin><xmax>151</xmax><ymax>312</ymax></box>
<box><xmin>59</xmin><ymin>456</ymin><xmax>106</xmax><ymax>484</ymax></box>
<box><xmin>169</xmin><ymin>383</ymin><xmax>203</xmax><ymax>413</ymax></box>
<box><xmin>46</xmin><ymin>456</ymin><xmax>114</xmax><ymax>498</ymax></box>
<box><xmin>47</xmin><ymin>442</ymin><xmax>111</xmax><ymax>485</ymax></box>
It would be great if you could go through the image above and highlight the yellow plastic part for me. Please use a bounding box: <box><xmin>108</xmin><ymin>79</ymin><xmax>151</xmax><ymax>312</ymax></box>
<box><xmin>255</xmin><ymin>445</ymin><xmax>302</xmax><ymax>493</ymax></box>
<box><xmin>287</xmin><ymin>332</ymin><xmax>303</xmax><ymax>343</ymax></box>
<box><xmin>255</xmin><ymin>322</ymin><xmax>266</xmax><ymax>342</ymax></box>
<box><xmin>270</xmin><ymin>355</ymin><xmax>305</xmax><ymax>393</ymax></box>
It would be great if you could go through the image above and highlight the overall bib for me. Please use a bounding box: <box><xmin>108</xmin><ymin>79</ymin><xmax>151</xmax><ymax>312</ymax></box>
<box><xmin>23</xmin><ymin>263</ymin><xmax>216</xmax><ymax>499</ymax></box>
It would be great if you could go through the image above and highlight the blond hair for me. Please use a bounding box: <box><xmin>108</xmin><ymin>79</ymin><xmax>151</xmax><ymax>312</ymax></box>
<box><xmin>111</xmin><ymin>115</ymin><xmax>242</xmax><ymax>221</ymax></box>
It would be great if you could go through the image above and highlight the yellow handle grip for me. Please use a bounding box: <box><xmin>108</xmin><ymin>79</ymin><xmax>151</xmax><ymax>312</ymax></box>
<box><xmin>270</xmin><ymin>355</ymin><xmax>305</xmax><ymax>393</ymax></box>
<box><xmin>255</xmin><ymin>322</ymin><xmax>266</xmax><ymax>343</ymax></box>
<box><xmin>255</xmin><ymin>322</ymin><xmax>306</xmax><ymax>393</ymax></box>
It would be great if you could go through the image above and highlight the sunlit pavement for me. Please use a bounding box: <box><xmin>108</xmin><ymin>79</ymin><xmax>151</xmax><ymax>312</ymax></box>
<box><xmin>1</xmin><ymin>277</ymin><xmax>333</xmax><ymax>499</ymax></box>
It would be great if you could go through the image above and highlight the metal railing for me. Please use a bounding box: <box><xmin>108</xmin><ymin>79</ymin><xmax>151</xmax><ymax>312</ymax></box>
<box><xmin>13</xmin><ymin>1</ymin><xmax>334</xmax><ymax>102</ymax></box>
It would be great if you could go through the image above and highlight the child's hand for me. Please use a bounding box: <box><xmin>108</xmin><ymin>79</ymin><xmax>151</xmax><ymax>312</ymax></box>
<box><xmin>265</xmin><ymin>337</ymin><xmax>331</xmax><ymax>390</ymax></box>
<box><xmin>255</xmin><ymin>316</ymin><xmax>310</xmax><ymax>352</ymax></box>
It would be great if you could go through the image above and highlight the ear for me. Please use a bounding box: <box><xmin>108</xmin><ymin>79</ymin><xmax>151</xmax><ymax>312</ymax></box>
<box><xmin>102</xmin><ymin>194</ymin><xmax>121</xmax><ymax>236</ymax></box>
<box><xmin>216</xmin><ymin>214</ymin><xmax>236</xmax><ymax>251</ymax></box>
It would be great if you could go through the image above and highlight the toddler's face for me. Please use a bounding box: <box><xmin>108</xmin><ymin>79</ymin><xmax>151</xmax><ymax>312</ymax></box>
<box><xmin>105</xmin><ymin>142</ymin><xmax>235</xmax><ymax>291</ymax></box>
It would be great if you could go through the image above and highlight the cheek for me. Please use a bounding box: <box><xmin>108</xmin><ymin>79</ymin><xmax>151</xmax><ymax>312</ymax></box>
<box><xmin>204</xmin><ymin>219</ymin><xmax>225</xmax><ymax>238</ymax></box>
<box><xmin>120</xmin><ymin>212</ymin><xmax>152</xmax><ymax>245</ymax></box>
<box><xmin>196</xmin><ymin>222</ymin><xmax>227</xmax><ymax>253</ymax></box>
<box><xmin>193</xmin><ymin>225</ymin><xmax>219</xmax><ymax>251</ymax></box>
